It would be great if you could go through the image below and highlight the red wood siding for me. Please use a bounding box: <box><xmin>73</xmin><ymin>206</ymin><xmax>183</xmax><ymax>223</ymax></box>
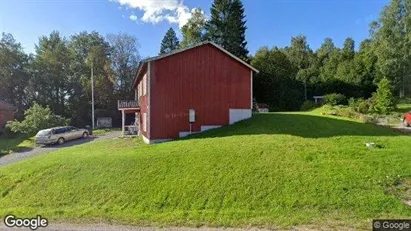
<box><xmin>135</xmin><ymin>66</ymin><xmax>149</xmax><ymax>139</ymax></box>
<box><xmin>0</xmin><ymin>109</ymin><xmax>15</xmax><ymax>132</ymax></box>
<box><xmin>150</xmin><ymin>44</ymin><xmax>251</xmax><ymax>140</ymax></box>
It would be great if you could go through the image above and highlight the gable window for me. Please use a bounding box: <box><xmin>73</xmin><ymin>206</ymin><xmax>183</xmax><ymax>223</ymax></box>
<box><xmin>142</xmin><ymin>74</ymin><xmax>147</xmax><ymax>96</ymax></box>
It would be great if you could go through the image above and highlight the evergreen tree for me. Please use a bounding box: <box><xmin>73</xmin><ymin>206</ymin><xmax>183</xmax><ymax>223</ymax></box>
<box><xmin>159</xmin><ymin>28</ymin><xmax>180</xmax><ymax>54</ymax></box>
<box><xmin>341</xmin><ymin>37</ymin><xmax>355</xmax><ymax>60</ymax></box>
<box><xmin>206</xmin><ymin>0</ymin><xmax>249</xmax><ymax>61</ymax></box>
<box><xmin>374</xmin><ymin>77</ymin><xmax>396</xmax><ymax>114</ymax></box>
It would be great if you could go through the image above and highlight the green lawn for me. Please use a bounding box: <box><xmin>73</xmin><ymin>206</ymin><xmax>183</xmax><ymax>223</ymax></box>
<box><xmin>0</xmin><ymin>135</ymin><xmax>34</xmax><ymax>156</ymax></box>
<box><xmin>92</xmin><ymin>127</ymin><xmax>121</xmax><ymax>136</ymax></box>
<box><xmin>396</xmin><ymin>103</ymin><xmax>411</xmax><ymax>113</ymax></box>
<box><xmin>0</xmin><ymin>111</ymin><xmax>411</xmax><ymax>229</ymax></box>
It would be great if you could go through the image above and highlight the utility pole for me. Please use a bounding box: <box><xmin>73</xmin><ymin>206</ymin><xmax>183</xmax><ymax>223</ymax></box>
<box><xmin>304</xmin><ymin>78</ymin><xmax>307</xmax><ymax>101</ymax></box>
<box><xmin>91</xmin><ymin>61</ymin><xmax>95</xmax><ymax>129</ymax></box>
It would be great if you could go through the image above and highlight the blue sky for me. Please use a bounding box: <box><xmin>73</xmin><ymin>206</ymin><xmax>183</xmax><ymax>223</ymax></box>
<box><xmin>0</xmin><ymin>0</ymin><xmax>389</xmax><ymax>58</ymax></box>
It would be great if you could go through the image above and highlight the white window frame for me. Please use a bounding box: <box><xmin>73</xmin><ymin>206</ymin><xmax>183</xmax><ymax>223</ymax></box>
<box><xmin>142</xmin><ymin>74</ymin><xmax>147</xmax><ymax>96</ymax></box>
<box><xmin>143</xmin><ymin>113</ymin><xmax>147</xmax><ymax>132</ymax></box>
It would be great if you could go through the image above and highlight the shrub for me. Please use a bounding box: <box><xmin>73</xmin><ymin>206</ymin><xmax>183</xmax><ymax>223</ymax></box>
<box><xmin>7</xmin><ymin>103</ymin><xmax>70</xmax><ymax>135</ymax></box>
<box><xmin>348</xmin><ymin>97</ymin><xmax>377</xmax><ymax>114</ymax></box>
<box><xmin>3</xmin><ymin>123</ymin><xmax>17</xmax><ymax>138</ymax></box>
<box><xmin>324</xmin><ymin>93</ymin><xmax>347</xmax><ymax>106</ymax></box>
<box><xmin>348</xmin><ymin>97</ymin><xmax>358</xmax><ymax>109</ymax></box>
<box><xmin>300</xmin><ymin>100</ymin><xmax>316</xmax><ymax>111</ymax></box>
<box><xmin>374</xmin><ymin>77</ymin><xmax>396</xmax><ymax>114</ymax></box>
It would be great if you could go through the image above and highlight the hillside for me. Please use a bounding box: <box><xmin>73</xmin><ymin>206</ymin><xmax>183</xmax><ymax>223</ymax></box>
<box><xmin>0</xmin><ymin>111</ymin><xmax>411</xmax><ymax>229</ymax></box>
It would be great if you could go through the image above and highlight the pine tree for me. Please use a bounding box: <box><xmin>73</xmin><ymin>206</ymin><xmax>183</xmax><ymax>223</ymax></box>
<box><xmin>205</xmin><ymin>0</ymin><xmax>249</xmax><ymax>61</ymax></box>
<box><xmin>374</xmin><ymin>77</ymin><xmax>396</xmax><ymax>114</ymax></box>
<box><xmin>159</xmin><ymin>28</ymin><xmax>180</xmax><ymax>55</ymax></box>
<box><xmin>341</xmin><ymin>37</ymin><xmax>355</xmax><ymax>60</ymax></box>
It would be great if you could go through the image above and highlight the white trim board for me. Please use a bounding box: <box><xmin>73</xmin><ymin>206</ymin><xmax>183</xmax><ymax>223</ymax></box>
<box><xmin>229</xmin><ymin>109</ymin><xmax>252</xmax><ymax>124</ymax></box>
<box><xmin>201</xmin><ymin>125</ymin><xmax>222</xmax><ymax>132</ymax></box>
<box><xmin>147</xmin><ymin>61</ymin><xmax>151</xmax><ymax>139</ymax></box>
<box><xmin>179</xmin><ymin>131</ymin><xmax>200</xmax><ymax>138</ymax></box>
<box><xmin>142</xmin><ymin>134</ymin><xmax>172</xmax><ymax>144</ymax></box>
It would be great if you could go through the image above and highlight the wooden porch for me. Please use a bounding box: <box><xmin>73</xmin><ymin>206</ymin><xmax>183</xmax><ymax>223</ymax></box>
<box><xmin>118</xmin><ymin>100</ymin><xmax>140</xmax><ymax>137</ymax></box>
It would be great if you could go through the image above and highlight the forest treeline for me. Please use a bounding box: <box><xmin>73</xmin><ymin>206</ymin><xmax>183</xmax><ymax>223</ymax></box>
<box><xmin>0</xmin><ymin>31</ymin><xmax>140</xmax><ymax>127</ymax></box>
<box><xmin>1</xmin><ymin>0</ymin><xmax>409</xmax><ymax>127</ymax></box>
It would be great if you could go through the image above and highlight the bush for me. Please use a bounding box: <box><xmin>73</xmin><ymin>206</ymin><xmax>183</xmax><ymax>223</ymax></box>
<box><xmin>374</xmin><ymin>77</ymin><xmax>396</xmax><ymax>114</ymax></box>
<box><xmin>347</xmin><ymin>97</ymin><xmax>377</xmax><ymax>114</ymax></box>
<box><xmin>324</xmin><ymin>93</ymin><xmax>347</xmax><ymax>106</ymax></box>
<box><xmin>300</xmin><ymin>100</ymin><xmax>316</xmax><ymax>111</ymax></box>
<box><xmin>3</xmin><ymin>123</ymin><xmax>18</xmax><ymax>138</ymax></box>
<box><xmin>348</xmin><ymin>97</ymin><xmax>358</xmax><ymax>109</ymax></box>
<box><xmin>7</xmin><ymin>103</ymin><xmax>70</xmax><ymax>135</ymax></box>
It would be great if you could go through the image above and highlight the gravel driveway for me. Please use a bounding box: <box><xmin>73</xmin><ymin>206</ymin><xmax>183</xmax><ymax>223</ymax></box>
<box><xmin>0</xmin><ymin>132</ymin><xmax>121</xmax><ymax>167</ymax></box>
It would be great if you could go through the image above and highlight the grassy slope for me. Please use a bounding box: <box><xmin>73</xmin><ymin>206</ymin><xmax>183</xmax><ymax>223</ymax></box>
<box><xmin>0</xmin><ymin>111</ymin><xmax>411</xmax><ymax>228</ymax></box>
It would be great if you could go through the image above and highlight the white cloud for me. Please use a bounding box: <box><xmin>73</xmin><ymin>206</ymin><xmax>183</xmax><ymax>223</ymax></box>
<box><xmin>112</xmin><ymin>0</ymin><xmax>194</xmax><ymax>28</ymax></box>
<box><xmin>129</xmin><ymin>14</ymin><xmax>138</xmax><ymax>21</ymax></box>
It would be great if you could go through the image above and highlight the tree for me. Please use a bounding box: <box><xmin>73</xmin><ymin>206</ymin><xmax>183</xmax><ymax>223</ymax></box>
<box><xmin>181</xmin><ymin>9</ymin><xmax>207</xmax><ymax>48</ymax></box>
<box><xmin>205</xmin><ymin>0</ymin><xmax>249</xmax><ymax>61</ymax></box>
<box><xmin>341</xmin><ymin>37</ymin><xmax>355</xmax><ymax>61</ymax></box>
<box><xmin>67</xmin><ymin>31</ymin><xmax>110</xmax><ymax>126</ymax></box>
<box><xmin>251</xmin><ymin>46</ymin><xmax>303</xmax><ymax>111</ymax></box>
<box><xmin>371</xmin><ymin>0</ymin><xmax>411</xmax><ymax>97</ymax></box>
<box><xmin>7</xmin><ymin>103</ymin><xmax>69</xmax><ymax>135</ymax></box>
<box><xmin>335</xmin><ymin>38</ymin><xmax>357</xmax><ymax>85</ymax></box>
<box><xmin>28</xmin><ymin>31</ymin><xmax>72</xmax><ymax>117</ymax></box>
<box><xmin>353</xmin><ymin>39</ymin><xmax>379</xmax><ymax>97</ymax></box>
<box><xmin>374</xmin><ymin>77</ymin><xmax>396</xmax><ymax>114</ymax></box>
<box><xmin>160</xmin><ymin>28</ymin><xmax>180</xmax><ymax>54</ymax></box>
<box><xmin>0</xmin><ymin>33</ymin><xmax>30</xmax><ymax>113</ymax></box>
<box><xmin>107</xmin><ymin>33</ymin><xmax>140</xmax><ymax>99</ymax></box>
<box><xmin>284</xmin><ymin>34</ymin><xmax>314</xmax><ymax>100</ymax></box>
<box><xmin>316</xmin><ymin>37</ymin><xmax>336</xmax><ymax>65</ymax></box>
<box><xmin>86</xmin><ymin>45</ymin><xmax>114</xmax><ymax>110</ymax></box>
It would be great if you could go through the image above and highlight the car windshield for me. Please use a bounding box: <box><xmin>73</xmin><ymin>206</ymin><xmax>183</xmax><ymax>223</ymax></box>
<box><xmin>36</xmin><ymin>130</ymin><xmax>51</xmax><ymax>136</ymax></box>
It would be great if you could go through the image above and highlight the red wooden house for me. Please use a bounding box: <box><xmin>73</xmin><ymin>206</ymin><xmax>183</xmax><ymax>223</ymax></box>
<box><xmin>125</xmin><ymin>41</ymin><xmax>258</xmax><ymax>144</ymax></box>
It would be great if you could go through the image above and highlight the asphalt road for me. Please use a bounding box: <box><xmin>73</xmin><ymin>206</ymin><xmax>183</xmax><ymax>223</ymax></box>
<box><xmin>0</xmin><ymin>132</ymin><xmax>121</xmax><ymax>167</ymax></box>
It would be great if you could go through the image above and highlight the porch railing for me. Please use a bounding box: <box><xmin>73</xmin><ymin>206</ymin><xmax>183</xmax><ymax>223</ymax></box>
<box><xmin>118</xmin><ymin>100</ymin><xmax>139</xmax><ymax>109</ymax></box>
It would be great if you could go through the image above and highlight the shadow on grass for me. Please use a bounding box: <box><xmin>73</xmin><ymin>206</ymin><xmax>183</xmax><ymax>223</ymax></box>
<box><xmin>184</xmin><ymin>113</ymin><xmax>402</xmax><ymax>140</ymax></box>
<box><xmin>40</xmin><ymin>136</ymin><xmax>97</xmax><ymax>149</ymax></box>
<box><xmin>0</xmin><ymin>136</ymin><xmax>34</xmax><ymax>157</ymax></box>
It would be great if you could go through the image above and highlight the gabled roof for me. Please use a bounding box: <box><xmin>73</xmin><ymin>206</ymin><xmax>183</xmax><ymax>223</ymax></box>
<box><xmin>133</xmin><ymin>41</ymin><xmax>259</xmax><ymax>88</ymax></box>
<box><xmin>0</xmin><ymin>100</ymin><xmax>17</xmax><ymax>110</ymax></box>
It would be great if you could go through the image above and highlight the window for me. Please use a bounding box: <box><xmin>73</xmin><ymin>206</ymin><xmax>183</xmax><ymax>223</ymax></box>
<box><xmin>142</xmin><ymin>74</ymin><xmax>147</xmax><ymax>96</ymax></box>
<box><xmin>143</xmin><ymin>113</ymin><xmax>147</xmax><ymax>132</ymax></box>
<box><xmin>138</xmin><ymin>83</ymin><xmax>142</xmax><ymax>98</ymax></box>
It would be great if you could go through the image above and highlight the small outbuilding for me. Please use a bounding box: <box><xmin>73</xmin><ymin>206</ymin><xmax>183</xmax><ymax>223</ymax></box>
<box><xmin>0</xmin><ymin>101</ymin><xmax>17</xmax><ymax>133</ymax></box>
<box><xmin>130</xmin><ymin>41</ymin><xmax>259</xmax><ymax>144</ymax></box>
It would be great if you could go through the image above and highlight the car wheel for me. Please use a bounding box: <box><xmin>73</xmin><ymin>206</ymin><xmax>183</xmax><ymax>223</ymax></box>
<box><xmin>82</xmin><ymin>132</ymin><xmax>88</xmax><ymax>138</ymax></box>
<box><xmin>403</xmin><ymin>119</ymin><xmax>410</xmax><ymax>127</ymax></box>
<box><xmin>57</xmin><ymin>137</ymin><xmax>65</xmax><ymax>145</ymax></box>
